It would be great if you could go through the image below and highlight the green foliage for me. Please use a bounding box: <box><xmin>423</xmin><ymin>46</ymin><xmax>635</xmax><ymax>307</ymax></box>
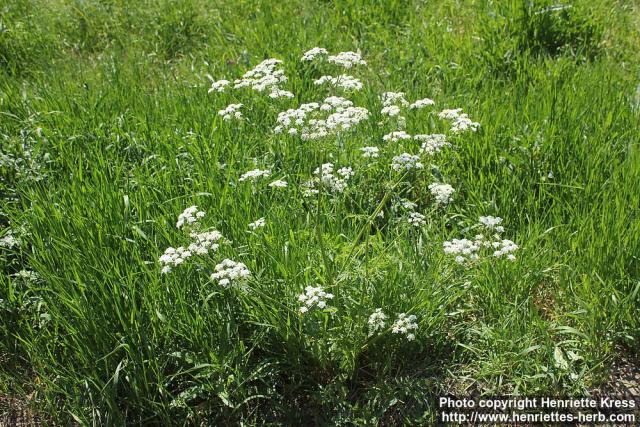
<box><xmin>480</xmin><ymin>1</ymin><xmax>605</xmax><ymax>78</ymax></box>
<box><xmin>0</xmin><ymin>0</ymin><xmax>639</xmax><ymax>424</ymax></box>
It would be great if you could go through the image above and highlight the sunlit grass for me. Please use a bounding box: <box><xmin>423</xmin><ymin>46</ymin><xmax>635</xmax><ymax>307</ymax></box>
<box><xmin>1</xmin><ymin>0</ymin><xmax>639</xmax><ymax>424</ymax></box>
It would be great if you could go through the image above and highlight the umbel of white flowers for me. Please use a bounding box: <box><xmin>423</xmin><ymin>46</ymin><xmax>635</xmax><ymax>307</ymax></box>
<box><xmin>298</xmin><ymin>285</ymin><xmax>334</xmax><ymax>313</ymax></box>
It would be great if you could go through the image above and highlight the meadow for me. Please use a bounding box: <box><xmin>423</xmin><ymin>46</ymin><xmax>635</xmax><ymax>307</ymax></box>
<box><xmin>1</xmin><ymin>0</ymin><xmax>639</xmax><ymax>424</ymax></box>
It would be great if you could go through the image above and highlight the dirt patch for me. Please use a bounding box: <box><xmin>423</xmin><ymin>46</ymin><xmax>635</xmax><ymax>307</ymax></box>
<box><xmin>595</xmin><ymin>354</ymin><xmax>640</xmax><ymax>399</ymax></box>
<box><xmin>0</xmin><ymin>395</ymin><xmax>43</xmax><ymax>427</ymax></box>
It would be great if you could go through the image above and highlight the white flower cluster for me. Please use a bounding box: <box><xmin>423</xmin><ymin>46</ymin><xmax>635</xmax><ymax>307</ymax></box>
<box><xmin>409</xmin><ymin>98</ymin><xmax>435</xmax><ymax>109</ymax></box>
<box><xmin>302</xmin><ymin>48</ymin><xmax>366</xmax><ymax>68</ymax></box>
<box><xmin>314</xmin><ymin>74</ymin><xmax>363</xmax><ymax>91</ymax></box>
<box><xmin>13</xmin><ymin>269</ymin><xmax>39</xmax><ymax>282</ymax></box>
<box><xmin>207</xmin><ymin>76</ymin><xmax>230</xmax><ymax>93</ymax></box>
<box><xmin>439</xmin><ymin>108</ymin><xmax>479</xmax><ymax>133</ymax></box>
<box><xmin>210</xmin><ymin>259</ymin><xmax>251</xmax><ymax>288</ymax></box>
<box><xmin>159</xmin><ymin>246</ymin><xmax>193</xmax><ymax>274</ymax></box>
<box><xmin>274</xmin><ymin>102</ymin><xmax>318</xmax><ymax>135</ymax></box>
<box><xmin>391</xmin><ymin>153</ymin><xmax>423</xmax><ymax>171</ymax></box>
<box><xmin>239</xmin><ymin>168</ymin><xmax>271</xmax><ymax>182</ymax></box>
<box><xmin>248</xmin><ymin>218</ymin><xmax>266</xmax><ymax>230</ymax></box>
<box><xmin>176</xmin><ymin>205</ymin><xmax>205</xmax><ymax>229</ymax></box>
<box><xmin>303</xmin><ymin>97</ymin><xmax>369</xmax><ymax>140</ymax></box>
<box><xmin>360</xmin><ymin>146</ymin><xmax>380</xmax><ymax>158</ymax></box>
<box><xmin>189</xmin><ymin>230</ymin><xmax>224</xmax><ymax>254</ymax></box>
<box><xmin>327</xmin><ymin>51</ymin><xmax>366</xmax><ymax>68</ymax></box>
<box><xmin>269</xmin><ymin>179</ymin><xmax>288</xmax><ymax>188</ymax></box>
<box><xmin>382</xmin><ymin>93</ymin><xmax>434</xmax><ymax>121</ymax></box>
<box><xmin>159</xmin><ymin>230</ymin><xmax>224</xmax><ymax>274</ymax></box>
<box><xmin>368</xmin><ymin>308</ymin><xmax>387</xmax><ymax>335</ymax></box>
<box><xmin>415</xmin><ymin>134</ymin><xmax>449</xmax><ymax>155</ymax></box>
<box><xmin>382</xmin><ymin>92</ymin><xmax>409</xmax><ymax>108</ymax></box>
<box><xmin>479</xmin><ymin>215</ymin><xmax>505</xmax><ymax>232</ymax></box>
<box><xmin>303</xmin><ymin>108</ymin><xmax>369</xmax><ymax>140</ymax></box>
<box><xmin>438</xmin><ymin>108</ymin><xmax>463</xmax><ymax>120</ymax></box>
<box><xmin>391</xmin><ymin>313</ymin><xmax>418</xmax><ymax>341</ymax></box>
<box><xmin>268</xmin><ymin>88</ymin><xmax>295</xmax><ymax>99</ymax></box>
<box><xmin>381</xmin><ymin>105</ymin><xmax>401</xmax><ymax>117</ymax></box>
<box><xmin>383</xmin><ymin>131</ymin><xmax>412</xmax><ymax>143</ymax></box>
<box><xmin>428</xmin><ymin>183</ymin><xmax>455</xmax><ymax>205</ymax></box>
<box><xmin>492</xmin><ymin>238</ymin><xmax>519</xmax><ymax>258</ymax></box>
<box><xmin>303</xmin><ymin>163</ymin><xmax>353</xmax><ymax>197</ymax></box>
<box><xmin>233</xmin><ymin>58</ymin><xmax>289</xmax><ymax>96</ymax></box>
<box><xmin>212</xmin><ymin>59</ymin><xmax>292</xmax><ymax>99</ymax></box>
<box><xmin>407</xmin><ymin>211</ymin><xmax>426</xmax><ymax>227</ymax></box>
<box><xmin>381</xmin><ymin>92</ymin><xmax>408</xmax><ymax>124</ymax></box>
<box><xmin>298</xmin><ymin>285</ymin><xmax>334</xmax><ymax>313</ymax></box>
<box><xmin>218</xmin><ymin>103</ymin><xmax>243</xmax><ymax>121</ymax></box>
<box><xmin>443</xmin><ymin>216</ymin><xmax>518</xmax><ymax>264</ymax></box>
<box><xmin>400</xmin><ymin>199</ymin><xmax>418</xmax><ymax>210</ymax></box>
<box><xmin>443</xmin><ymin>238</ymin><xmax>480</xmax><ymax>264</ymax></box>
<box><xmin>301</xmin><ymin>47</ymin><xmax>328</xmax><ymax>61</ymax></box>
<box><xmin>0</xmin><ymin>229</ymin><xmax>20</xmax><ymax>249</ymax></box>
<box><xmin>275</xmin><ymin>96</ymin><xmax>369</xmax><ymax>140</ymax></box>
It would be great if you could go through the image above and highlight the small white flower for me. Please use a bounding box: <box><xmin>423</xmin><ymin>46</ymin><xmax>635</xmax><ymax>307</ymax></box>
<box><xmin>233</xmin><ymin>58</ymin><xmax>288</xmax><ymax>93</ymax></box>
<box><xmin>298</xmin><ymin>285</ymin><xmax>334</xmax><ymax>313</ymax></box>
<box><xmin>428</xmin><ymin>183</ymin><xmax>455</xmax><ymax>205</ymax></box>
<box><xmin>381</xmin><ymin>105</ymin><xmax>401</xmax><ymax>117</ymax></box>
<box><xmin>391</xmin><ymin>153</ymin><xmax>423</xmax><ymax>171</ymax></box>
<box><xmin>407</xmin><ymin>212</ymin><xmax>426</xmax><ymax>227</ymax></box>
<box><xmin>360</xmin><ymin>146</ymin><xmax>380</xmax><ymax>158</ymax></box>
<box><xmin>269</xmin><ymin>88</ymin><xmax>295</xmax><ymax>99</ymax></box>
<box><xmin>438</xmin><ymin>108</ymin><xmax>479</xmax><ymax>132</ymax></box>
<box><xmin>314</xmin><ymin>75</ymin><xmax>363</xmax><ymax>91</ymax></box>
<box><xmin>176</xmin><ymin>206</ymin><xmax>206</xmax><ymax>229</ymax></box>
<box><xmin>443</xmin><ymin>216</ymin><xmax>518</xmax><ymax>264</ymax></box>
<box><xmin>269</xmin><ymin>179</ymin><xmax>288</xmax><ymax>188</ymax></box>
<box><xmin>368</xmin><ymin>308</ymin><xmax>387</xmax><ymax>335</ymax></box>
<box><xmin>239</xmin><ymin>168</ymin><xmax>271</xmax><ymax>182</ymax></box>
<box><xmin>159</xmin><ymin>246</ymin><xmax>191</xmax><ymax>272</ymax></box>
<box><xmin>248</xmin><ymin>218</ymin><xmax>266</xmax><ymax>230</ymax></box>
<box><xmin>438</xmin><ymin>108</ymin><xmax>463</xmax><ymax>120</ymax></box>
<box><xmin>383</xmin><ymin>131</ymin><xmax>412</xmax><ymax>143</ymax></box>
<box><xmin>493</xmin><ymin>239</ymin><xmax>518</xmax><ymax>259</ymax></box>
<box><xmin>159</xmin><ymin>229</ymin><xmax>224</xmax><ymax>273</ymax></box>
<box><xmin>210</xmin><ymin>259</ymin><xmax>251</xmax><ymax>288</ymax></box>
<box><xmin>327</xmin><ymin>51</ymin><xmax>366</xmax><ymax>68</ymax></box>
<box><xmin>391</xmin><ymin>313</ymin><xmax>418</xmax><ymax>340</ymax></box>
<box><xmin>304</xmin><ymin>163</ymin><xmax>353</xmax><ymax>196</ymax></box>
<box><xmin>409</xmin><ymin>98</ymin><xmax>435</xmax><ymax>109</ymax></box>
<box><xmin>0</xmin><ymin>229</ymin><xmax>20</xmax><ymax>249</ymax></box>
<box><xmin>382</xmin><ymin>92</ymin><xmax>409</xmax><ymax>107</ymax></box>
<box><xmin>400</xmin><ymin>200</ymin><xmax>417</xmax><ymax>210</ymax></box>
<box><xmin>478</xmin><ymin>216</ymin><xmax>503</xmax><ymax>231</ymax></box>
<box><xmin>301</xmin><ymin>47</ymin><xmax>328</xmax><ymax>61</ymax></box>
<box><xmin>414</xmin><ymin>134</ymin><xmax>449</xmax><ymax>155</ymax></box>
<box><xmin>443</xmin><ymin>238</ymin><xmax>480</xmax><ymax>264</ymax></box>
<box><xmin>207</xmin><ymin>77</ymin><xmax>230</xmax><ymax>93</ymax></box>
<box><xmin>276</xmin><ymin>96</ymin><xmax>369</xmax><ymax>139</ymax></box>
<box><xmin>337</xmin><ymin>167</ymin><xmax>354</xmax><ymax>179</ymax></box>
<box><xmin>13</xmin><ymin>269</ymin><xmax>39</xmax><ymax>282</ymax></box>
<box><xmin>188</xmin><ymin>230</ymin><xmax>223</xmax><ymax>254</ymax></box>
<box><xmin>218</xmin><ymin>103</ymin><xmax>243</xmax><ymax>121</ymax></box>
<box><xmin>451</xmin><ymin>115</ymin><xmax>480</xmax><ymax>133</ymax></box>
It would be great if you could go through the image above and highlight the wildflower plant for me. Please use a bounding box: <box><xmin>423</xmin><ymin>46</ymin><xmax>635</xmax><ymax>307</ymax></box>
<box><xmin>443</xmin><ymin>216</ymin><xmax>519</xmax><ymax>265</ymax></box>
<box><xmin>298</xmin><ymin>285</ymin><xmax>334</xmax><ymax>313</ymax></box>
<box><xmin>20</xmin><ymin>26</ymin><xmax>638</xmax><ymax>424</ymax></box>
<box><xmin>156</xmin><ymin>48</ymin><xmax>508</xmax><ymax>386</ymax></box>
<box><xmin>210</xmin><ymin>259</ymin><xmax>251</xmax><ymax>289</ymax></box>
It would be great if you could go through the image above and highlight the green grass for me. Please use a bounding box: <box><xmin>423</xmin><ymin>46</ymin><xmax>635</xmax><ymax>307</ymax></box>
<box><xmin>1</xmin><ymin>0</ymin><xmax>639</xmax><ymax>424</ymax></box>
